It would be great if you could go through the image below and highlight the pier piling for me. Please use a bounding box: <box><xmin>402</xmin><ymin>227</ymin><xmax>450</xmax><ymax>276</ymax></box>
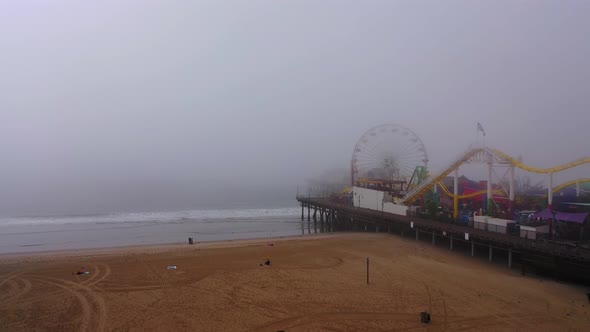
<box><xmin>301</xmin><ymin>204</ymin><xmax>304</xmax><ymax>221</ymax></box>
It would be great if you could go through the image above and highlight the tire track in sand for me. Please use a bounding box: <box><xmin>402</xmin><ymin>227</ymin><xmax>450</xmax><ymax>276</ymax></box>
<box><xmin>99</xmin><ymin>284</ymin><xmax>172</xmax><ymax>293</ymax></box>
<box><xmin>0</xmin><ymin>271</ymin><xmax>20</xmax><ymax>288</ymax></box>
<box><xmin>33</xmin><ymin>277</ymin><xmax>92</xmax><ymax>332</ymax></box>
<box><xmin>0</xmin><ymin>278</ymin><xmax>19</xmax><ymax>301</ymax></box>
<box><xmin>0</xmin><ymin>273</ymin><xmax>32</xmax><ymax>304</ymax></box>
<box><xmin>61</xmin><ymin>277</ymin><xmax>108</xmax><ymax>332</ymax></box>
<box><xmin>1</xmin><ymin>277</ymin><xmax>32</xmax><ymax>303</ymax></box>
<box><xmin>85</xmin><ymin>263</ymin><xmax>112</xmax><ymax>287</ymax></box>
<box><xmin>80</xmin><ymin>264</ymin><xmax>100</xmax><ymax>285</ymax></box>
<box><xmin>38</xmin><ymin>277</ymin><xmax>108</xmax><ymax>332</ymax></box>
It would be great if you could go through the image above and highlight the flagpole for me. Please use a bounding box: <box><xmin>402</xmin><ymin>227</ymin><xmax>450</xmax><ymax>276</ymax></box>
<box><xmin>477</xmin><ymin>122</ymin><xmax>486</xmax><ymax>147</ymax></box>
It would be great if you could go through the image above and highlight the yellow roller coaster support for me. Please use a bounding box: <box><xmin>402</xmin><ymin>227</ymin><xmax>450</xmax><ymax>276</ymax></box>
<box><xmin>437</xmin><ymin>181</ymin><xmax>504</xmax><ymax>199</ymax></box>
<box><xmin>404</xmin><ymin>148</ymin><xmax>485</xmax><ymax>204</ymax></box>
<box><xmin>436</xmin><ymin>181</ymin><xmax>505</xmax><ymax>220</ymax></box>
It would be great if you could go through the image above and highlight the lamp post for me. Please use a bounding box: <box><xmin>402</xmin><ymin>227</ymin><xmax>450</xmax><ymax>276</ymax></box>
<box><xmin>551</xmin><ymin>209</ymin><xmax>557</xmax><ymax>240</ymax></box>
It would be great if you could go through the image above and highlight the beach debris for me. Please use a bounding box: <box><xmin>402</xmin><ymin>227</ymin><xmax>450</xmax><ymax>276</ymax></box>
<box><xmin>73</xmin><ymin>266</ymin><xmax>90</xmax><ymax>275</ymax></box>
<box><xmin>420</xmin><ymin>311</ymin><xmax>431</xmax><ymax>324</ymax></box>
<box><xmin>264</xmin><ymin>259</ymin><xmax>271</xmax><ymax>266</ymax></box>
<box><xmin>167</xmin><ymin>265</ymin><xmax>177</xmax><ymax>270</ymax></box>
<box><xmin>267</xmin><ymin>243</ymin><xmax>274</xmax><ymax>246</ymax></box>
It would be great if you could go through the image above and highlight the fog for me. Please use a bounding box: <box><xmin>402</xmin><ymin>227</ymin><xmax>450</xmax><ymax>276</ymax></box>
<box><xmin>1</xmin><ymin>1</ymin><xmax>589</xmax><ymax>216</ymax></box>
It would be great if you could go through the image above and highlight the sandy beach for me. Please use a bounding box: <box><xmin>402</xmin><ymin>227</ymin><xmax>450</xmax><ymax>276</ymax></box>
<box><xmin>1</xmin><ymin>233</ymin><xmax>589</xmax><ymax>331</ymax></box>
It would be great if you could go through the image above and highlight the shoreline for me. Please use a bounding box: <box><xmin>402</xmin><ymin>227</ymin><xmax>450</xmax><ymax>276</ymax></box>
<box><xmin>0</xmin><ymin>232</ymin><xmax>337</xmax><ymax>263</ymax></box>
<box><xmin>0</xmin><ymin>212</ymin><xmax>303</xmax><ymax>256</ymax></box>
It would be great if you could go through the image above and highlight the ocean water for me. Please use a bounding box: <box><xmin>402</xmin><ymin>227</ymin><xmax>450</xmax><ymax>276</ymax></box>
<box><xmin>0</xmin><ymin>207</ymin><xmax>303</xmax><ymax>254</ymax></box>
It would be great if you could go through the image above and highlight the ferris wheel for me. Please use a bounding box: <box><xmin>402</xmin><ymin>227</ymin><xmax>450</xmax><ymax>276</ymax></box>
<box><xmin>351</xmin><ymin>124</ymin><xmax>428</xmax><ymax>185</ymax></box>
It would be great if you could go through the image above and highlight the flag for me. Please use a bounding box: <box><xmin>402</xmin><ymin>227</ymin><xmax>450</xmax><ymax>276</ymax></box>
<box><xmin>477</xmin><ymin>122</ymin><xmax>486</xmax><ymax>136</ymax></box>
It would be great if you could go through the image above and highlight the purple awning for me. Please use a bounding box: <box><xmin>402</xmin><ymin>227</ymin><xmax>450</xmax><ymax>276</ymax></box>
<box><xmin>532</xmin><ymin>208</ymin><xmax>589</xmax><ymax>224</ymax></box>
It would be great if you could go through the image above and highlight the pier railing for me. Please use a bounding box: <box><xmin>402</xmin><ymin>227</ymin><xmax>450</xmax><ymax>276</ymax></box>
<box><xmin>297</xmin><ymin>196</ymin><xmax>590</xmax><ymax>262</ymax></box>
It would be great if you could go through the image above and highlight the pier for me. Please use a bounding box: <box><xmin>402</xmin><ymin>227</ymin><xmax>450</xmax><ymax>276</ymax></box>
<box><xmin>298</xmin><ymin>196</ymin><xmax>590</xmax><ymax>284</ymax></box>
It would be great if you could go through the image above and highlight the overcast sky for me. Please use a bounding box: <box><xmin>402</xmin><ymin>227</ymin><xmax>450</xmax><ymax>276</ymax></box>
<box><xmin>1</xmin><ymin>0</ymin><xmax>589</xmax><ymax>216</ymax></box>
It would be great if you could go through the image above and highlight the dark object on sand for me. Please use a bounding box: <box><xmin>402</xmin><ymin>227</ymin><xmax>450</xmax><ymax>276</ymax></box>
<box><xmin>189</xmin><ymin>237</ymin><xmax>194</xmax><ymax>245</ymax></box>
<box><xmin>264</xmin><ymin>259</ymin><xmax>271</xmax><ymax>266</ymax></box>
<box><xmin>73</xmin><ymin>267</ymin><xmax>88</xmax><ymax>275</ymax></box>
<box><xmin>420</xmin><ymin>311</ymin><xmax>431</xmax><ymax>324</ymax></box>
<box><xmin>367</xmin><ymin>257</ymin><xmax>370</xmax><ymax>285</ymax></box>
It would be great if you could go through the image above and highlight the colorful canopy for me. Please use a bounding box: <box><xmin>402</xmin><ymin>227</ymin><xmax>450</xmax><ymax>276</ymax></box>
<box><xmin>532</xmin><ymin>208</ymin><xmax>589</xmax><ymax>224</ymax></box>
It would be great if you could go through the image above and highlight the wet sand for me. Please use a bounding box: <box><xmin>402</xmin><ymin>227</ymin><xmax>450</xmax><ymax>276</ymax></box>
<box><xmin>1</xmin><ymin>233</ymin><xmax>589</xmax><ymax>331</ymax></box>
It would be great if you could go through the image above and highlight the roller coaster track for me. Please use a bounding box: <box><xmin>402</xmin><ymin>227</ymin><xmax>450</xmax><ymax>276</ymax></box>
<box><xmin>490</xmin><ymin>149</ymin><xmax>590</xmax><ymax>174</ymax></box>
<box><xmin>551</xmin><ymin>178</ymin><xmax>590</xmax><ymax>194</ymax></box>
<box><xmin>401</xmin><ymin>147</ymin><xmax>590</xmax><ymax>205</ymax></box>
<box><xmin>436</xmin><ymin>178</ymin><xmax>589</xmax><ymax>199</ymax></box>
<box><xmin>401</xmin><ymin>148</ymin><xmax>485</xmax><ymax>204</ymax></box>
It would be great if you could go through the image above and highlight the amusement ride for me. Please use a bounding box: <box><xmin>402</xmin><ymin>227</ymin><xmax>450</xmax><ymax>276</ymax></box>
<box><xmin>351</xmin><ymin>123</ymin><xmax>429</xmax><ymax>195</ymax></box>
<box><xmin>350</xmin><ymin>123</ymin><xmax>590</xmax><ymax>221</ymax></box>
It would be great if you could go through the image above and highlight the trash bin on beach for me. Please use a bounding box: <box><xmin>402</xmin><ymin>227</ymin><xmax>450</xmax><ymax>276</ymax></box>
<box><xmin>189</xmin><ymin>237</ymin><xmax>194</xmax><ymax>245</ymax></box>
<box><xmin>420</xmin><ymin>312</ymin><xmax>431</xmax><ymax>324</ymax></box>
